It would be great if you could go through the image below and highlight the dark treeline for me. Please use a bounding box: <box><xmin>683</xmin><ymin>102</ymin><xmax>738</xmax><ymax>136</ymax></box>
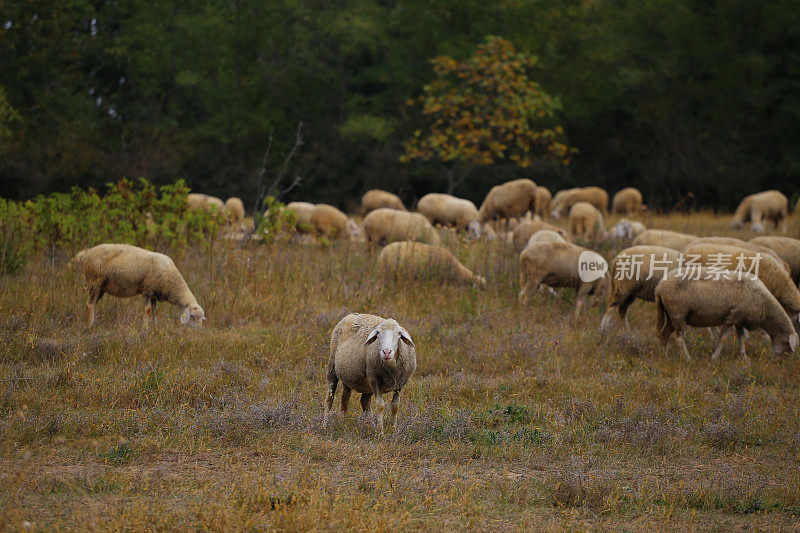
<box><xmin>1</xmin><ymin>0</ymin><xmax>799</xmax><ymax>211</ymax></box>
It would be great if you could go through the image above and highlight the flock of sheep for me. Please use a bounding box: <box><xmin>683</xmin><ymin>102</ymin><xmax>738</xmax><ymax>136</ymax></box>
<box><xmin>70</xmin><ymin>180</ymin><xmax>800</xmax><ymax>435</ymax></box>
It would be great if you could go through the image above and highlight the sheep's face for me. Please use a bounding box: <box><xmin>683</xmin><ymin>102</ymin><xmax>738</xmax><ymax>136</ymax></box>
<box><xmin>364</xmin><ymin>320</ymin><xmax>414</xmax><ymax>362</ymax></box>
<box><xmin>180</xmin><ymin>304</ymin><xmax>205</xmax><ymax>327</ymax></box>
<box><xmin>774</xmin><ymin>332</ymin><xmax>798</xmax><ymax>356</ymax></box>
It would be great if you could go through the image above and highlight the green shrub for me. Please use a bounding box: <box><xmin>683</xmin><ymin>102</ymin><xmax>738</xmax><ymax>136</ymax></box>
<box><xmin>254</xmin><ymin>196</ymin><xmax>298</xmax><ymax>242</ymax></box>
<box><xmin>24</xmin><ymin>178</ymin><xmax>223</xmax><ymax>254</ymax></box>
<box><xmin>0</xmin><ymin>197</ymin><xmax>33</xmax><ymax>274</ymax></box>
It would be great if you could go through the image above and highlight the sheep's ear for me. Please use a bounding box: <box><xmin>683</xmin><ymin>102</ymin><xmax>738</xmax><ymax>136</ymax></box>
<box><xmin>789</xmin><ymin>333</ymin><xmax>798</xmax><ymax>352</ymax></box>
<box><xmin>180</xmin><ymin>306</ymin><xmax>191</xmax><ymax>325</ymax></box>
<box><xmin>399</xmin><ymin>328</ymin><xmax>415</xmax><ymax>347</ymax></box>
<box><xmin>364</xmin><ymin>328</ymin><xmax>380</xmax><ymax>346</ymax></box>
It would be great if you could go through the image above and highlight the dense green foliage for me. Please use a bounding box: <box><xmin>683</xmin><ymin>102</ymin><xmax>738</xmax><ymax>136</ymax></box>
<box><xmin>1</xmin><ymin>0</ymin><xmax>799</xmax><ymax>208</ymax></box>
<box><xmin>0</xmin><ymin>179</ymin><xmax>224</xmax><ymax>273</ymax></box>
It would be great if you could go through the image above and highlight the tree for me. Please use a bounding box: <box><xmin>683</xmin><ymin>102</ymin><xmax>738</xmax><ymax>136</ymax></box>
<box><xmin>401</xmin><ymin>36</ymin><xmax>572</xmax><ymax>193</ymax></box>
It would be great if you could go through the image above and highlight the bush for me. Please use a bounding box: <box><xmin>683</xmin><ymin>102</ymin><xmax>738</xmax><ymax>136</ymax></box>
<box><xmin>0</xmin><ymin>197</ymin><xmax>33</xmax><ymax>274</ymax></box>
<box><xmin>254</xmin><ymin>196</ymin><xmax>298</xmax><ymax>242</ymax></box>
<box><xmin>24</xmin><ymin>178</ymin><xmax>223</xmax><ymax>254</ymax></box>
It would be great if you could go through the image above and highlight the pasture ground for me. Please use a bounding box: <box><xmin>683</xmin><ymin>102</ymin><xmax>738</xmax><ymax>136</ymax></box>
<box><xmin>2</xmin><ymin>212</ymin><xmax>800</xmax><ymax>530</ymax></box>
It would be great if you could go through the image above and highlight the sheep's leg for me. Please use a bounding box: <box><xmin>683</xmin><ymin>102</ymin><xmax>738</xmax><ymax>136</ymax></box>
<box><xmin>86</xmin><ymin>288</ymin><xmax>103</xmax><ymax>327</ymax></box>
<box><xmin>142</xmin><ymin>295</ymin><xmax>153</xmax><ymax>330</ymax></box>
<box><xmin>386</xmin><ymin>390</ymin><xmax>401</xmax><ymax>431</ymax></box>
<box><xmin>340</xmin><ymin>384</ymin><xmax>352</xmax><ymax>412</ymax></box>
<box><xmin>151</xmin><ymin>298</ymin><xmax>158</xmax><ymax>324</ymax></box>
<box><xmin>710</xmin><ymin>325</ymin><xmax>734</xmax><ymax>360</ymax></box>
<box><xmin>736</xmin><ymin>326</ymin><xmax>749</xmax><ymax>363</ymax></box>
<box><xmin>574</xmin><ymin>283</ymin><xmax>592</xmax><ymax>319</ymax></box>
<box><xmin>369</xmin><ymin>379</ymin><xmax>385</xmax><ymax>437</ymax></box>
<box><xmin>519</xmin><ymin>275</ymin><xmax>542</xmax><ymax>306</ymax></box>
<box><xmin>359</xmin><ymin>393</ymin><xmax>372</xmax><ymax>419</ymax></box>
<box><xmin>675</xmin><ymin>330</ymin><xmax>692</xmax><ymax>362</ymax></box>
<box><xmin>323</xmin><ymin>377</ymin><xmax>338</xmax><ymax>426</ymax></box>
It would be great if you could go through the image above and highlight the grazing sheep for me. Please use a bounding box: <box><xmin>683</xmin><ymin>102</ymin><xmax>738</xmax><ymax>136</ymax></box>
<box><xmin>377</xmin><ymin>241</ymin><xmax>486</xmax><ymax>288</ymax></box>
<box><xmin>72</xmin><ymin>243</ymin><xmax>205</xmax><ymax>329</ymax></box>
<box><xmin>224</xmin><ymin>197</ymin><xmax>246</xmax><ymax>226</ymax></box>
<box><xmin>750</xmin><ymin>236</ymin><xmax>800</xmax><ymax>285</ymax></box>
<box><xmin>519</xmin><ymin>241</ymin><xmax>607</xmax><ymax>318</ymax></box>
<box><xmin>534</xmin><ymin>186</ymin><xmax>552</xmax><ymax>218</ymax></box>
<box><xmin>417</xmin><ymin>193</ymin><xmax>479</xmax><ymax>230</ymax></box>
<box><xmin>608</xmin><ymin>219</ymin><xmax>647</xmax><ymax>241</ymax></box>
<box><xmin>467</xmin><ymin>221</ymin><xmax>497</xmax><ymax>241</ymax></box>
<box><xmin>550</xmin><ymin>186</ymin><xmax>609</xmax><ymax>219</ymax></box>
<box><xmin>362</xmin><ymin>189</ymin><xmax>406</xmax><ymax>214</ymax></box>
<box><xmin>512</xmin><ymin>220</ymin><xmax>570</xmax><ymax>251</ymax></box>
<box><xmin>599</xmin><ymin>245</ymin><xmax>682</xmax><ymax>335</ymax></box>
<box><xmin>683</xmin><ymin>243</ymin><xmax>800</xmax><ymax>329</ymax></box>
<box><xmin>285</xmin><ymin>201</ymin><xmax>315</xmax><ymax>233</ymax></box>
<box><xmin>363</xmin><ymin>208</ymin><xmax>440</xmax><ymax>246</ymax></box>
<box><xmin>686</xmin><ymin>237</ymin><xmax>789</xmax><ymax>274</ymax></box>
<box><xmin>632</xmin><ymin>229</ymin><xmax>698</xmax><ymax>250</ymax></box>
<box><xmin>655</xmin><ymin>268</ymin><xmax>798</xmax><ymax>362</ymax></box>
<box><xmin>568</xmin><ymin>202</ymin><xmax>606</xmax><ymax>242</ymax></box>
<box><xmin>478</xmin><ymin>179</ymin><xmax>538</xmax><ymax>222</ymax></box>
<box><xmin>611</xmin><ymin>187</ymin><xmax>645</xmax><ymax>216</ymax></box>
<box><xmin>310</xmin><ymin>204</ymin><xmax>352</xmax><ymax>240</ymax></box>
<box><xmin>526</xmin><ymin>229</ymin><xmax>566</xmax><ymax>248</ymax></box>
<box><xmin>324</xmin><ymin>313</ymin><xmax>417</xmax><ymax>436</ymax></box>
<box><xmin>187</xmin><ymin>193</ymin><xmax>225</xmax><ymax>212</ymax></box>
<box><xmin>731</xmin><ymin>190</ymin><xmax>789</xmax><ymax>232</ymax></box>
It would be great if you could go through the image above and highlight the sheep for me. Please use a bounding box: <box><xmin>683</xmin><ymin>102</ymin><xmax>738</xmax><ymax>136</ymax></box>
<box><xmin>478</xmin><ymin>179</ymin><xmax>538</xmax><ymax>222</ymax></box>
<box><xmin>187</xmin><ymin>193</ymin><xmax>225</xmax><ymax>212</ymax></box>
<box><xmin>467</xmin><ymin>221</ymin><xmax>497</xmax><ymax>241</ymax></box>
<box><xmin>568</xmin><ymin>202</ymin><xmax>605</xmax><ymax>242</ymax></box>
<box><xmin>682</xmin><ymin>243</ymin><xmax>800</xmax><ymax>329</ymax></box>
<box><xmin>632</xmin><ymin>229</ymin><xmax>698</xmax><ymax>250</ymax></box>
<box><xmin>363</xmin><ymin>208</ymin><xmax>440</xmax><ymax>246</ymax></box>
<box><xmin>377</xmin><ymin>241</ymin><xmax>486</xmax><ymax>288</ymax></box>
<box><xmin>362</xmin><ymin>189</ymin><xmax>406</xmax><ymax>214</ymax></box>
<box><xmin>750</xmin><ymin>236</ymin><xmax>800</xmax><ymax>285</ymax></box>
<box><xmin>685</xmin><ymin>237</ymin><xmax>790</xmax><ymax>274</ymax></box>
<box><xmin>550</xmin><ymin>186</ymin><xmax>609</xmax><ymax>219</ymax></box>
<box><xmin>519</xmin><ymin>241</ymin><xmax>607</xmax><ymax>318</ymax></box>
<box><xmin>608</xmin><ymin>219</ymin><xmax>647</xmax><ymax>241</ymax></box>
<box><xmin>512</xmin><ymin>220</ymin><xmax>570</xmax><ymax>251</ymax></box>
<box><xmin>72</xmin><ymin>243</ymin><xmax>205</xmax><ymax>329</ymax></box>
<box><xmin>611</xmin><ymin>187</ymin><xmax>645</xmax><ymax>215</ymax></box>
<box><xmin>310</xmin><ymin>204</ymin><xmax>352</xmax><ymax>240</ymax></box>
<box><xmin>655</xmin><ymin>267</ymin><xmax>798</xmax><ymax>362</ymax></box>
<box><xmin>731</xmin><ymin>190</ymin><xmax>789</xmax><ymax>232</ymax></box>
<box><xmin>284</xmin><ymin>201</ymin><xmax>315</xmax><ymax>233</ymax></box>
<box><xmin>224</xmin><ymin>197</ymin><xmax>246</xmax><ymax>226</ymax></box>
<box><xmin>534</xmin><ymin>186</ymin><xmax>552</xmax><ymax>218</ymax></box>
<box><xmin>324</xmin><ymin>313</ymin><xmax>417</xmax><ymax>436</ymax></box>
<box><xmin>599</xmin><ymin>245</ymin><xmax>682</xmax><ymax>335</ymax></box>
<box><xmin>417</xmin><ymin>193</ymin><xmax>479</xmax><ymax>231</ymax></box>
<box><xmin>526</xmin><ymin>229</ymin><xmax>566</xmax><ymax>247</ymax></box>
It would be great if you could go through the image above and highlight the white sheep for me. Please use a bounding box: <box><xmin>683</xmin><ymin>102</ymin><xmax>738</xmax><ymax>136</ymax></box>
<box><xmin>72</xmin><ymin>243</ymin><xmax>204</xmax><ymax>329</ymax></box>
<box><xmin>525</xmin><ymin>229</ymin><xmax>566</xmax><ymax>248</ymax></box>
<box><xmin>655</xmin><ymin>267</ymin><xmax>798</xmax><ymax>362</ymax></box>
<box><xmin>568</xmin><ymin>201</ymin><xmax>605</xmax><ymax>242</ymax></box>
<box><xmin>519</xmin><ymin>241</ymin><xmax>607</xmax><ymax>318</ymax></box>
<box><xmin>632</xmin><ymin>229</ymin><xmax>698</xmax><ymax>250</ymax></box>
<box><xmin>324</xmin><ymin>313</ymin><xmax>417</xmax><ymax>436</ymax></box>
<box><xmin>363</xmin><ymin>208</ymin><xmax>440</xmax><ymax>246</ymax></box>
<box><xmin>731</xmin><ymin>190</ymin><xmax>789</xmax><ymax>233</ymax></box>
<box><xmin>608</xmin><ymin>219</ymin><xmax>646</xmax><ymax>241</ymax></box>
<box><xmin>377</xmin><ymin>241</ymin><xmax>486</xmax><ymax>288</ymax></box>
<box><xmin>417</xmin><ymin>193</ymin><xmax>479</xmax><ymax>230</ymax></box>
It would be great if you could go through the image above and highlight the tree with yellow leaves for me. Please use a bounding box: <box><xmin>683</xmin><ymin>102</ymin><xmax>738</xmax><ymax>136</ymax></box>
<box><xmin>402</xmin><ymin>36</ymin><xmax>572</xmax><ymax>193</ymax></box>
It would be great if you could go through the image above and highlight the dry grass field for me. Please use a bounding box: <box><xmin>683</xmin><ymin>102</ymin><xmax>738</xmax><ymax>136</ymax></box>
<box><xmin>2</xmin><ymin>212</ymin><xmax>800</xmax><ymax>531</ymax></box>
